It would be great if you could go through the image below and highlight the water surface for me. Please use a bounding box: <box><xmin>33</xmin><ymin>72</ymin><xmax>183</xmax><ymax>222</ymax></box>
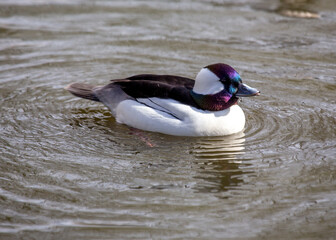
<box><xmin>0</xmin><ymin>0</ymin><xmax>335</xmax><ymax>239</ymax></box>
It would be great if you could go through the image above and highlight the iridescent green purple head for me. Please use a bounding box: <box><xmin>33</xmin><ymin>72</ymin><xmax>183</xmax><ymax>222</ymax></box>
<box><xmin>191</xmin><ymin>63</ymin><xmax>260</xmax><ymax>111</ymax></box>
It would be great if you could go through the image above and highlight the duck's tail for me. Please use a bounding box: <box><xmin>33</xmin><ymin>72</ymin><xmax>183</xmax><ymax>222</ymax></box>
<box><xmin>65</xmin><ymin>83</ymin><xmax>100</xmax><ymax>102</ymax></box>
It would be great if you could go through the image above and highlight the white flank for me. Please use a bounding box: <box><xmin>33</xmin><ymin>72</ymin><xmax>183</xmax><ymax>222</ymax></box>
<box><xmin>114</xmin><ymin>98</ymin><xmax>245</xmax><ymax>136</ymax></box>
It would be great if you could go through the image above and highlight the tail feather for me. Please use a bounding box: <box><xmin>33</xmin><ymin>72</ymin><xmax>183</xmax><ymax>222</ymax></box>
<box><xmin>65</xmin><ymin>83</ymin><xmax>100</xmax><ymax>102</ymax></box>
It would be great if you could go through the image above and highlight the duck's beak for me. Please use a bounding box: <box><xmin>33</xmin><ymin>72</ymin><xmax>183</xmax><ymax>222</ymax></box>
<box><xmin>236</xmin><ymin>83</ymin><xmax>260</xmax><ymax>97</ymax></box>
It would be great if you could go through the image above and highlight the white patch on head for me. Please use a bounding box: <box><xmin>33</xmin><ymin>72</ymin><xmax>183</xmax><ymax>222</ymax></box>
<box><xmin>192</xmin><ymin>68</ymin><xmax>224</xmax><ymax>95</ymax></box>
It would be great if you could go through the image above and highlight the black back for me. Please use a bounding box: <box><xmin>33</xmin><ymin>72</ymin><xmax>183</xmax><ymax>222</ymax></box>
<box><xmin>110</xmin><ymin>74</ymin><xmax>199</xmax><ymax>108</ymax></box>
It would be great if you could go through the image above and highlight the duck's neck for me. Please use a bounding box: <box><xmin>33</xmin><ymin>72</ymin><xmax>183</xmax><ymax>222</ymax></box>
<box><xmin>190</xmin><ymin>90</ymin><xmax>238</xmax><ymax>111</ymax></box>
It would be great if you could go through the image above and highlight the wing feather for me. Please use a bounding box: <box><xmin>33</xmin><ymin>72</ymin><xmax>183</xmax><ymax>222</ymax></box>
<box><xmin>109</xmin><ymin>75</ymin><xmax>199</xmax><ymax>108</ymax></box>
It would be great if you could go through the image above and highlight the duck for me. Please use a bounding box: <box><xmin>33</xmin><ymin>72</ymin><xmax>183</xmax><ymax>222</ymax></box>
<box><xmin>65</xmin><ymin>63</ymin><xmax>259</xmax><ymax>136</ymax></box>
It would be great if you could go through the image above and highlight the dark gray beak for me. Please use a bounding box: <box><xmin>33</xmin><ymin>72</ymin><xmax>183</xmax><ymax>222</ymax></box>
<box><xmin>236</xmin><ymin>83</ymin><xmax>260</xmax><ymax>97</ymax></box>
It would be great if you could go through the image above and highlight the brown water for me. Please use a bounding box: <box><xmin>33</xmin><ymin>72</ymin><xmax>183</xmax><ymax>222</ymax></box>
<box><xmin>1</xmin><ymin>0</ymin><xmax>336</xmax><ymax>239</ymax></box>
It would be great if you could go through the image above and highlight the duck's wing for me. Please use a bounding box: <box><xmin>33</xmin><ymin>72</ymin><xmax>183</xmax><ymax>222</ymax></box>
<box><xmin>110</xmin><ymin>74</ymin><xmax>198</xmax><ymax>108</ymax></box>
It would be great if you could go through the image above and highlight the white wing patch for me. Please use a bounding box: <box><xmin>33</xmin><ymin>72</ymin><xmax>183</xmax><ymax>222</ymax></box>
<box><xmin>136</xmin><ymin>98</ymin><xmax>182</xmax><ymax>120</ymax></box>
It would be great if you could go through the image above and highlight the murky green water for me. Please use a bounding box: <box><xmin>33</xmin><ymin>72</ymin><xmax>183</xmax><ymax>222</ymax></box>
<box><xmin>1</xmin><ymin>0</ymin><xmax>335</xmax><ymax>239</ymax></box>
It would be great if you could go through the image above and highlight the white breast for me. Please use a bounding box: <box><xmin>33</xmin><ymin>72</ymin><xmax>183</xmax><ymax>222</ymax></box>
<box><xmin>114</xmin><ymin>98</ymin><xmax>245</xmax><ymax>136</ymax></box>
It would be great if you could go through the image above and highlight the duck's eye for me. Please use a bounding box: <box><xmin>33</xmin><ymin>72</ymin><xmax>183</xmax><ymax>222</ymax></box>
<box><xmin>229</xmin><ymin>84</ymin><xmax>238</xmax><ymax>94</ymax></box>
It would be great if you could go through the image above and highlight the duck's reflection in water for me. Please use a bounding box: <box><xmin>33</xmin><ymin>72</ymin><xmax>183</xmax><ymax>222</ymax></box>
<box><xmin>190</xmin><ymin>132</ymin><xmax>252</xmax><ymax>193</ymax></box>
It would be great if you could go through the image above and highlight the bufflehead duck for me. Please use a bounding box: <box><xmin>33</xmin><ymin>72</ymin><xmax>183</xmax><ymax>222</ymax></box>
<box><xmin>66</xmin><ymin>63</ymin><xmax>259</xmax><ymax>136</ymax></box>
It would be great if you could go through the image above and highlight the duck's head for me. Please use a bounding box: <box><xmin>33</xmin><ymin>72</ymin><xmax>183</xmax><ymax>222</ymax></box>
<box><xmin>191</xmin><ymin>63</ymin><xmax>260</xmax><ymax>111</ymax></box>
